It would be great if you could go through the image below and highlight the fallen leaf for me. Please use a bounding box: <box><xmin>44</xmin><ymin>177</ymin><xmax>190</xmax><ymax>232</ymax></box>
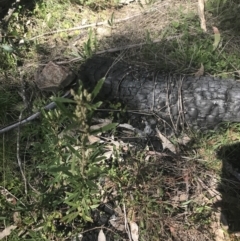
<box><xmin>0</xmin><ymin>225</ymin><xmax>17</xmax><ymax>239</ymax></box>
<box><xmin>169</xmin><ymin>225</ymin><xmax>181</xmax><ymax>241</ymax></box>
<box><xmin>90</xmin><ymin>122</ymin><xmax>111</xmax><ymax>131</ymax></box>
<box><xmin>156</xmin><ymin>128</ymin><xmax>176</xmax><ymax>153</ymax></box>
<box><xmin>88</xmin><ymin>135</ymin><xmax>101</xmax><ymax>144</ymax></box>
<box><xmin>127</xmin><ymin>207</ymin><xmax>136</xmax><ymax>222</ymax></box>
<box><xmin>198</xmin><ymin>0</ymin><xmax>207</xmax><ymax>32</ymax></box>
<box><xmin>129</xmin><ymin>221</ymin><xmax>139</xmax><ymax>241</ymax></box>
<box><xmin>171</xmin><ymin>192</ymin><xmax>188</xmax><ymax>202</ymax></box>
<box><xmin>109</xmin><ymin>217</ymin><xmax>125</xmax><ymax>232</ymax></box>
<box><xmin>109</xmin><ymin>209</ymin><xmax>125</xmax><ymax>233</ymax></box>
<box><xmin>103</xmin><ymin>150</ymin><xmax>113</xmax><ymax>159</ymax></box>
<box><xmin>13</xmin><ymin>212</ymin><xmax>21</xmax><ymax>224</ymax></box>
<box><xmin>98</xmin><ymin>229</ymin><xmax>106</xmax><ymax>241</ymax></box>
<box><xmin>118</xmin><ymin>123</ymin><xmax>145</xmax><ymax>136</ymax></box>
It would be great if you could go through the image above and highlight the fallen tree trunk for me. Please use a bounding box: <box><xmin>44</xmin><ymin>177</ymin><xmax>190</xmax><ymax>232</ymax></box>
<box><xmin>1</xmin><ymin>56</ymin><xmax>240</xmax><ymax>134</ymax></box>
<box><xmin>79</xmin><ymin>56</ymin><xmax>240</xmax><ymax>130</ymax></box>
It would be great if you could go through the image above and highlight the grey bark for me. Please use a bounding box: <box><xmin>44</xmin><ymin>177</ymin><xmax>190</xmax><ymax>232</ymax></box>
<box><xmin>79</xmin><ymin>57</ymin><xmax>240</xmax><ymax>130</ymax></box>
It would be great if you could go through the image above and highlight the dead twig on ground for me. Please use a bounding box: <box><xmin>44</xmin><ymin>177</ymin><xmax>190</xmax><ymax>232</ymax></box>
<box><xmin>29</xmin><ymin>14</ymin><xmax>142</xmax><ymax>41</ymax></box>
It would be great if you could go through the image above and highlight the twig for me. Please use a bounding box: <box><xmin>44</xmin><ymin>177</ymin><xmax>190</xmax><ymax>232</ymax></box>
<box><xmin>151</xmin><ymin>71</ymin><xmax>158</xmax><ymax>111</ymax></box>
<box><xmin>184</xmin><ymin>169</ymin><xmax>189</xmax><ymax>223</ymax></box>
<box><xmin>123</xmin><ymin>203</ymin><xmax>132</xmax><ymax>241</ymax></box>
<box><xmin>55</xmin><ymin>39</ymin><xmax>164</xmax><ymax>65</ymax></box>
<box><xmin>0</xmin><ymin>90</ymin><xmax>71</xmax><ymax>135</ymax></box>
<box><xmin>23</xmin><ymin>137</ymin><xmax>41</xmax><ymax>194</ymax></box>
<box><xmin>16</xmin><ymin>110</ymin><xmax>28</xmax><ymax>194</ymax></box>
<box><xmin>176</xmin><ymin>75</ymin><xmax>185</xmax><ymax>131</ymax></box>
<box><xmin>166</xmin><ymin>75</ymin><xmax>177</xmax><ymax>131</ymax></box>
<box><xmin>56</xmin><ymin>35</ymin><xmax>183</xmax><ymax>65</ymax></box>
<box><xmin>0</xmin><ymin>186</ymin><xmax>26</xmax><ymax>207</ymax></box>
<box><xmin>29</xmin><ymin>14</ymin><xmax>142</xmax><ymax>41</ymax></box>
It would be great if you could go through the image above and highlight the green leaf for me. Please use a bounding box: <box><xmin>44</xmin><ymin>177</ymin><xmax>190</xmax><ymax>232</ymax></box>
<box><xmin>87</xmin><ymin>166</ymin><xmax>100</xmax><ymax>174</ymax></box>
<box><xmin>90</xmin><ymin>204</ymin><xmax>99</xmax><ymax>209</ymax></box>
<box><xmin>66</xmin><ymin>143</ymin><xmax>82</xmax><ymax>159</ymax></box>
<box><xmin>1</xmin><ymin>44</ymin><xmax>13</xmax><ymax>52</ymax></box>
<box><xmin>85</xmin><ymin>101</ymin><xmax>103</xmax><ymax>110</ymax></box>
<box><xmin>52</xmin><ymin>96</ymin><xmax>75</xmax><ymax>104</ymax></box>
<box><xmin>48</xmin><ymin>166</ymin><xmax>73</xmax><ymax>176</ymax></box>
<box><xmin>64</xmin><ymin>191</ymin><xmax>79</xmax><ymax>202</ymax></box>
<box><xmin>172</xmin><ymin>21</ymin><xmax>179</xmax><ymax>28</ymax></box>
<box><xmin>212</xmin><ymin>27</ymin><xmax>221</xmax><ymax>51</ymax></box>
<box><xmin>90</xmin><ymin>123</ymin><xmax>117</xmax><ymax>135</ymax></box>
<box><xmin>91</xmin><ymin>78</ymin><xmax>105</xmax><ymax>99</ymax></box>
<box><xmin>61</xmin><ymin>211</ymin><xmax>79</xmax><ymax>223</ymax></box>
<box><xmin>82</xmin><ymin>214</ymin><xmax>93</xmax><ymax>222</ymax></box>
<box><xmin>108</xmin><ymin>12</ymin><xmax>114</xmax><ymax>26</ymax></box>
<box><xmin>85</xmin><ymin>179</ymin><xmax>98</xmax><ymax>189</ymax></box>
<box><xmin>64</xmin><ymin>201</ymin><xmax>80</xmax><ymax>207</ymax></box>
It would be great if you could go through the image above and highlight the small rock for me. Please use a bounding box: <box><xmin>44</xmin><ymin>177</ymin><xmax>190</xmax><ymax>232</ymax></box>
<box><xmin>35</xmin><ymin>61</ymin><xmax>76</xmax><ymax>92</ymax></box>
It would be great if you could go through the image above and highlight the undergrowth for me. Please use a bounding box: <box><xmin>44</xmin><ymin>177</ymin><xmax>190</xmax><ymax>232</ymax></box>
<box><xmin>1</xmin><ymin>0</ymin><xmax>240</xmax><ymax>240</ymax></box>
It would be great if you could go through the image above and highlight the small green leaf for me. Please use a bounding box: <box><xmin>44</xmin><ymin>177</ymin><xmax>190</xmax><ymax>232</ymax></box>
<box><xmin>91</xmin><ymin>78</ymin><xmax>105</xmax><ymax>99</ymax></box>
<box><xmin>108</xmin><ymin>12</ymin><xmax>114</xmax><ymax>26</ymax></box>
<box><xmin>48</xmin><ymin>166</ymin><xmax>73</xmax><ymax>176</ymax></box>
<box><xmin>67</xmin><ymin>143</ymin><xmax>82</xmax><ymax>159</ymax></box>
<box><xmin>90</xmin><ymin>123</ymin><xmax>117</xmax><ymax>135</ymax></box>
<box><xmin>90</xmin><ymin>204</ymin><xmax>99</xmax><ymax>209</ymax></box>
<box><xmin>61</xmin><ymin>212</ymin><xmax>79</xmax><ymax>223</ymax></box>
<box><xmin>52</xmin><ymin>97</ymin><xmax>75</xmax><ymax>104</ymax></box>
<box><xmin>172</xmin><ymin>21</ymin><xmax>179</xmax><ymax>28</ymax></box>
<box><xmin>1</xmin><ymin>44</ymin><xmax>13</xmax><ymax>52</ymax></box>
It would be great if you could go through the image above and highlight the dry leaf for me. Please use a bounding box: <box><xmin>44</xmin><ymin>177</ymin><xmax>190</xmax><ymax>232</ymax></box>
<box><xmin>156</xmin><ymin>128</ymin><xmax>176</xmax><ymax>153</ymax></box>
<box><xmin>172</xmin><ymin>193</ymin><xmax>188</xmax><ymax>202</ymax></box>
<box><xmin>198</xmin><ymin>0</ymin><xmax>207</xmax><ymax>32</ymax></box>
<box><xmin>194</xmin><ymin>63</ymin><xmax>204</xmax><ymax>77</ymax></box>
<box><xmin>98</xmin><ymin>229</ymin><xmax>106</xmax><ymax>241</ymax></box>
<box><xmin>169</xmin><ymin>225</ymin><xmax>181</xmax><ymax>241</ymax></box>
<box><xmin>127</xmin><ymin>207</ymin><xmax>135</xmax><ymax>222</ymax></box>
<box><xmin>88</xmin><ymin>135</ymin><xmax>101</xmax><ymax>144</ymax></box>
<box><xmin>118</xmin><ymin>123</ymin><xmax>145</xmax><ymax>136</ymax></box>
<box><xmin>90</xmin><ymin>122</ymin><xmax>111</xmax><ymax>131</ymax></box>
<box><xmin>0</xmin><ymin>225</ymin><xmax>17</xmax><ymax>239</ymax></box>
<box><xmin>145</xmin><ymin>151</ymin><xmax>170</xmax><ymax>161</ymax></box>
<box><xmin>13</xmin><ymin>212</ymin><xmax>21</xmax><ymax>224</ymax></box>
<box><xmin>129</xmin><ymin>221</ymin><xmax>139</xmax><ymax>241</ymax></box>
<box><xmin>114</xmin><ymin>206</ymin><xmax>123</xmax><ymax>216</ymax></box>
<box><xmin>109</xmin><ymin>217</ymin><xmax>125</xmax><ymax>232</ymax></box>
<box><xmin>109</xmin><ymin>208</ymin><xmax>125</xmax><ymax>233</ymax></box>
<box><xmin>103</xmin><ymin>150</ymin><xmax>113</xmax><ymax>159</ymax></box>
